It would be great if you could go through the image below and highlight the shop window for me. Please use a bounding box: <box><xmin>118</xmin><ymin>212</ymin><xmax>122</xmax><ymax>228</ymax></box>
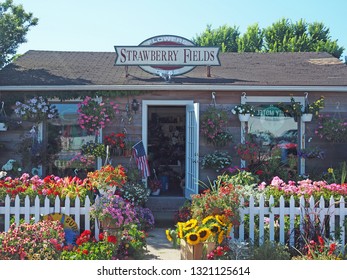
<box><xmin>240</xmin><ymin>95</ymin><xmax>305</xmax><ymax>180</ymax></box>
<box><xmin>46</xmin><ymin>103</ymin><xmax>97</xmax><ymax>177</ymax></box>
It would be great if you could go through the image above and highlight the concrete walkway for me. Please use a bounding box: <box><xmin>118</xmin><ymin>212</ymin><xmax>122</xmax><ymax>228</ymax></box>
<box><xmin>143</xmin><ymin>227</ymin><xmax>180</xmax><ymax>260</ymax></box>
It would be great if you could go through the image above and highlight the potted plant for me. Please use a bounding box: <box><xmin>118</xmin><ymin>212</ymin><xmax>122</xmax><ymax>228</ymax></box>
<box><xmin>14</xmin><ymin>96</ymin><xmax>59</xmax><ymax>123</ymax></box>
<box><xmin>81</xmin><ymin>141</ymin><xmax>106</xmax><ymax>158</ymax></box>
<box><xmin>104</xmin><ymin>132</ymin><xmax>127</xmax><ymax>156</ymax></box>
<box><xmin>166</xmin><ymin>175</ymin><xmax>238</xmax><ymax>259</ymax></box>
<box><xmin>235</xmin><ymin>141</ymin><xmax>260</xmax><ymax>162</ymax></box>
<box><xmin>301</xmin><ymin>96</ymin><xmax>324</xmax><ymax>122</ymax></box>
<box><xmin>297</xmin><ymin>146</ymin><xmax>325</xmax><ymax>159</ymax></box>
<box><xmin>149</xmin><ymin>178</ymin><xmax>162</xmax><ymax>195</ymax></box>
<box><xmin>315</xmin><ymin>114</ymin><xmax>347</xmax><ymax>143</ymax></box>
<box><xmin>200</xmin><ymin>151</ymin><xmax>233</xmax><ymax>173</ymax></box>
<box><xmin>200</xmin><ymin>105</ymin><xmax>232</xmax><ymax>147</ymax></box>
<box><xmin>231</xmin><ymin>104</ymin><xmax>255</xmax><ymax>122</ymax></box>
<box><xmin>278</xmin><ymin>96</ymin><xmax>324</xmax><ymax>122</ymax></box>
<box><xmin>277</xmin><ymin>97</ymin><xmax>302</xmax><ymax>121</ymax></box>
<box><xmin>85</xmin><ymin>164</ymin><xmax>127</xmax><ymax>193</ymax></box>
<box><xmin>77</xmin><ymin>96</ymin><xmax>119</xmax><ymax>136</ymax></box>
<box><xmin>90</xmin><ymin>189</ymin><xmax>139</xmax><ymax>234</ymax></box>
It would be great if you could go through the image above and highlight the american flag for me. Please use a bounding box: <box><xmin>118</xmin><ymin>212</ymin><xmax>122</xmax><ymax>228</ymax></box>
<box><xmin>132</xmin><ymin>140</ymin><xmax>150</xmax><ymax>178</ymax></box>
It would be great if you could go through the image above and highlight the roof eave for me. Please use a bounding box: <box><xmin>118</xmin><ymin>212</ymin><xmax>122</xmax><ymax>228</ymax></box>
<box><xmin>0</xmin><ymin>84</ymin><xmax>347</xmax><ymax>92</ymax></box>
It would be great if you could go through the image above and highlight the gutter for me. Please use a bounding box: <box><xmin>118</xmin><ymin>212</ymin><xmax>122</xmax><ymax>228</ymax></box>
<box><xmin>0</xmin><ymin>84</ymin><xmax>347</xmax><ymax>92</ymax></box>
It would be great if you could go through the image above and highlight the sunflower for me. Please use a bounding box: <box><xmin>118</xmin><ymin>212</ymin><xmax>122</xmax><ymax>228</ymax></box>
<box><xmin>216</xmin><ymin>214</ymin><xmax>227</xmax><ymax>227</ymax></box>
<box><xmin>217</xmin><ymin>230</ymin><xmax>225</xmax><ymax>244</ymax></box>
<box><xmin>202</xmin><ymin>215</ymin><xmax>215</xmax><ymax>225</ymax></box>
<box><xmin>209</xmin><ymin>223</ymin><xmax>221</xmax><ymax>235</ymax></box>
<box><xmin>186</xmin><ymin>232</ymin><xmax>200</xmax><ymax>245</ymax></box>
<box><xmin>165</xmin><ymin>229</ymin><xmax>173</xmax><ymax>242</ymax></box>
<box><xmin>183</xmin><ymin>218</ymin><xmax>198</xmax><ymax>231</ymax></box>
<box><xmin>197</xmin><ymin>227</ymin><xmax>211</xmax><ymax>242</ymax></box>
<box><xmin>177</xmin><ymin>222</ymin><xmax>184</xmax><ymax>238</ymax></box>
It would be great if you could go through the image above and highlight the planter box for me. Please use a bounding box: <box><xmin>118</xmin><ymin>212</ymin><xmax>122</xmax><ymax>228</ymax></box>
<box><xmin>180</xmin><ymin>239</ymin><xmax>215</xmax><ymax>260</ymax></box>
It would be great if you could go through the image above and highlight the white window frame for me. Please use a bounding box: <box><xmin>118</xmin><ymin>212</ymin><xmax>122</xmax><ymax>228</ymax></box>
<box><xmin>240</xmin><ymin>95</ymin><xmax>306</xmax><ymax>174</ymax></box>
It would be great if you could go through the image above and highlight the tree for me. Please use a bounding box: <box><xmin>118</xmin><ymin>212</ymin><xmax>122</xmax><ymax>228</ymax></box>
<box><xmin>192</xmin><ymin>24</ymin><xmax>240</xmax><ymax>52</ymax></box>
<box><xmin>264</xmin><ymin>18</ymin><xmax>344</xmax><ymax>58</ymax></box>
<box><xmin>0</xmin><ymin>0</ymin><xmax>38</xmax><ymax>68</ymax></box>
<box><xmin>238</xmin><ymin>23</ymin><xmax>263</xmax><ymax>52</ymax></box>
<box><xmin>193</xmin><ymin>18</ymin><xmax>344</xmax><ymax>59</ymax></box>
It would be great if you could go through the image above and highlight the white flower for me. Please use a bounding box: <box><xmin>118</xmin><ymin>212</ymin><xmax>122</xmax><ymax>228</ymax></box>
<box><xmin>0</xmin><ymin>171</ymin><xmax>7</xmax><ymax>179</ymax></box>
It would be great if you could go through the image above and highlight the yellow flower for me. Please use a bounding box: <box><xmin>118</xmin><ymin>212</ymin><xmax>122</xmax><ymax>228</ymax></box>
<box><xmin>226</xmin><ymin>223</ymin><xmax>233</xmax><ymax>236</ymax></box>
<box><xmin>183</xmin><ymin>219</ymin><xmax>198</xmax><ymax>231</ymax></box>
<box><xmin>217</xmin><ymin>230</ymin><xmax>225</xmax><ymax>244</ymax></box>
<box><xmin>328</xmin><ymin>168</ymin><xmax>334</xmax><ymax>174</ymax></box>
<box><xmin>209</xmin><ymin>223</ymin><xmax>221</xmax><ymax>235</ymax></box>
<box><xmin>202</xmin><ymin>215</ymin><xmax>215</xmax><ymax>225</ymax></box>
<box><xmin>197</xmin><ymin>228</ymin><xmax>211</xmax><ymax>242</ymax></box>
<box><xmin>165</xmin><ymin>229</ymin><xmax>173</xmax><ymax>242</ymax></box>
<box><xmin>216</xmin><ymin>214</ymin><xmax>227</xmax><ymax>227</ymax></box>
<box><xmin>177</xmin><ymin>222</ymin><xmax>184</xmax><ymax>238</ymax></box>
<box><xmin>186</xmin><ymin>232</ymin><xmax>200</xmax><ymax>245</ymax></box>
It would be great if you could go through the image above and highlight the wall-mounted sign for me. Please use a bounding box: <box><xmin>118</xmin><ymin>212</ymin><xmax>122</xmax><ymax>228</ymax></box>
<box><xmin>114</xmin><ymin>35</ymin><xmax>220</xmax><ymax>76</ymax></box>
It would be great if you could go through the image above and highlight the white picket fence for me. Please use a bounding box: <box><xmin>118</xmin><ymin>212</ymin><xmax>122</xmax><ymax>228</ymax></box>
<box><xmin>230</xmin><ymin>194</ymin><xmax>347</xmax><ymax>252</ymax></box>
<box><xmin>1</xmin><ymin>194</ymin><xmax>346</xmax><ymax>252</ymax></box>
<box><xmin>0</xmin><ymin>195</ymin><xmax>100</xmax><ymax>237</ymax></box>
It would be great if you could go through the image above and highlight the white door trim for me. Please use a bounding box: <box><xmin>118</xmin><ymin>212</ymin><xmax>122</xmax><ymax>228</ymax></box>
<box><xmin>142</xmin><ymin>100</ymin><xmax>197</xmax><ymax>195</ymax></box>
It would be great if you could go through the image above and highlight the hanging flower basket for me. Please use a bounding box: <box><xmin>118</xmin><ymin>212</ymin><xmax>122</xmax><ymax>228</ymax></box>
<box><xmin>238</xmin><ymin>113</ymin><xmax>251</xmax><ymax>122</ymax></box>
<box><xmin>301</xmin><ymin>113</ymin><xmax>313</xmax><ymax>122</ymax></box>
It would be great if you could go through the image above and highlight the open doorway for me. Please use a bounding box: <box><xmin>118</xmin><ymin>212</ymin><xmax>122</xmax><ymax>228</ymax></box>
<box><xmin>147</xmin><ymin>106</ymin><xmax>186</xmax><ymax>196</ymax></box>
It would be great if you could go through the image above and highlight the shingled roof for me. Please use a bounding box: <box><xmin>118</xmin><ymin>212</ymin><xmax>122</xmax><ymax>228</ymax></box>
<box><xmin>0</xmin><ymin>50</ymin><xmax>347</xmax><ymax>88</ymax></box>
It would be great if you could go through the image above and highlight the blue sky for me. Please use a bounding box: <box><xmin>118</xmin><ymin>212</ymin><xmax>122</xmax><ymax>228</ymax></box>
<box><xmin>15</xmin><ymin>0</ymin><xmax>347</xmax><ymax>60</ymax></box>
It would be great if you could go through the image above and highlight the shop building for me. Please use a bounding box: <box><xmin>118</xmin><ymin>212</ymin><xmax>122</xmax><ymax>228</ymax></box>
<box><xmin>1</xmin><ymin>35</ymin><xmax>347</xmax><ymax>203</ymax></box>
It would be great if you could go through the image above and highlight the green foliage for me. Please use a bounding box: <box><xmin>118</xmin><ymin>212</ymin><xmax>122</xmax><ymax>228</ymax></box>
<box><xmin>315</xmin><ymin>114</ymin><xmax>347</xmax><ymax>143</ymax></box>
<box><xmin>249</xmin><ymin>240</ymin><xmax>291</xmax><ymax>260</ymax></box>
<box><xmin>264</xmin><ymin>18</ymin><xmax>344</xmax><ymax>58</ymax></box>
<box><xmin>0</xmin><ymin>0</ymin><xmax>38</xmax><ymax>68</ymax></box>
<box><xmin>238</xmin><ymin>23</ymin><xmax>263</xmax><ymax>52</ymax></box>
<box><xmin>192</xmin><ymin>24</ymin><xmax>240</xmax><ymax>52</ymax></box>
<box><xmin>200</xmin><ymin>151</ymin><xmax>232</xmax><ymax>172</ymax></box>
<box><xmin>193</xmin><ymin>18</ymin><xmax>344</xmax><ymax>59</ymax></box>
<box><xmin>81</xmin><ymin>141</ymin><xmax>106</xmax><ymax>158</ymax></box>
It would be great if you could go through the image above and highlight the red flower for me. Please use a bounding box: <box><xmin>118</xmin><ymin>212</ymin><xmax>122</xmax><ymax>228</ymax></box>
<box><xmin>99</xmin><ymin>233</ymin><xmax>104</xmax><ymax>241</ymax></box>
<box><xmin>82</xmin><ymin>249</ymin><xmax>89</xmax><ymax>255</ymax></box>
<box><xmin>107</xmin><ymin>235</ymin><xmax>117</xmax><ymax>244</ymax></box>
<box><xmin>255</xmin><ymin>170</ymin><xmax>263</xmax><ymax>175</ymax></box>
<box><xmin>329</xmin><ymin>243</ymin><xmax>337</xmax><ymax>255</ymax></box>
